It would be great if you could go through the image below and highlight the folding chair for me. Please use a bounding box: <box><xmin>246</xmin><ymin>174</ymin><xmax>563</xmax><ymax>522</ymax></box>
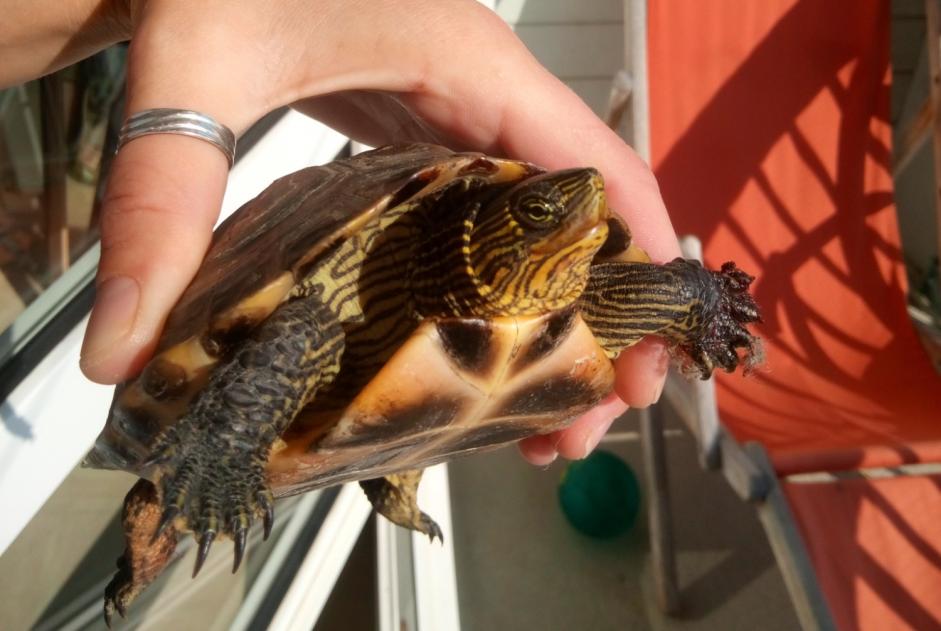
<box><xmin>621</xmin><ymin>1</ymin><xmax>941</xmax><ymax>629</ymax></box>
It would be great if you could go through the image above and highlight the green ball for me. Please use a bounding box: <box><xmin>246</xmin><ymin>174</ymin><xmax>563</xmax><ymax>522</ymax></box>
<box><xmin>558</xmin><ymin>450</ymin><xmax>641</xmax><ymax>538</ymax></box>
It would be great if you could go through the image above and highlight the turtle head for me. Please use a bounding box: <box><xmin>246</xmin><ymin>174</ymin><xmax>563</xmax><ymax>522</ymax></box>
<box><xmin>466</xmin><ymin>168</ymin><xmax>610</xmax><ymax>313</ymax></box>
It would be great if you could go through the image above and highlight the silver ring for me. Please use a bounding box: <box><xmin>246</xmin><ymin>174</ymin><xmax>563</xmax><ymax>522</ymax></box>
<box><xmin>117</xmin><ymin>108</ymin><xmax>236</xmax><ymax>167</ymax></box>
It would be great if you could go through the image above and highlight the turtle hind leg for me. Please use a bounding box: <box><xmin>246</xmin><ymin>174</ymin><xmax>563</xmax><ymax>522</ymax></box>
<box><xmin>104</xmin><ymin>479</ymin><xmax>179</xmax><ymax>628</ymax></box>
<box><xmin>145</xmin><ymin>293</ymin><xmax>345</xmax><ymax>579</ymax></box>
<box><xmin>360</xmin><ymin>469</ymin><xmax>443</xmax><ymax>542</ymax></box>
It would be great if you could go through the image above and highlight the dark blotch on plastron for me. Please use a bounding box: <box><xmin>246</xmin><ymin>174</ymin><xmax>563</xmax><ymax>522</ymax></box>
<box><xmin>329</xmin><ymin>397</ymin><xmax>462</xmax><ymax>447</ymax></box>
<box><xmin>516</xmin><ymin>308</ymin><xmax>576</xmax><ymax>370</ymax></box>
<box><xmin>458</xmin><ymin>157</ymin><xmax>499</xmax><ymax>176</ymax></box>
<box><xmin>437</xmin><ymin>319</ymin><xmax>494</xmax><ymax>374</ymax></box>
<box><xmin>596</xmin><ymin>216</ymin><xmax>632</xmax><ymax>259</ymax></box>
<box><xmin>500</xmin><ymin>375</ymin><xmax>601</xmax><ymax>417</ymax></box>
<box><xmin>141</xmin><ymin>358</ymin><xmax>188</xmax><ymax>400</ymax></box>
<box><xmin>448</xmin><ymin>422</ymin><xmax>537</xmax><ymax>452</ymax></box>
<box><xmin>204</xmin><ymin>316</ymin><xmax>258</xmax><ymax>358</ymax></box>
<box><xmin>386</xmin><ymin>167</ymin><xmax>440</xmax><ymax>210</ymax></box>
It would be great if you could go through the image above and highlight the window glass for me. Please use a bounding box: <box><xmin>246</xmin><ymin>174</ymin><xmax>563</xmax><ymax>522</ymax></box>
<box><xmin>0</xmin><ymin>46</ymin><xmax>126</xmax><ymax>365</ymax></box>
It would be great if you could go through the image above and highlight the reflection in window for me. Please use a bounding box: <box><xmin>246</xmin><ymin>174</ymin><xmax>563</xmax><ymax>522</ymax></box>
<box><xmin>0</xmin><ymin>47</ymin><xmax>126</xmax><ymax>353</ymax></box>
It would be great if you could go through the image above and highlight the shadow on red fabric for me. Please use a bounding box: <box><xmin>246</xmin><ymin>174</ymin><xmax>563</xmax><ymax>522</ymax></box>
<box><xmin>649</xmin><ymin>1</ymin><xmax>941</xmax><ymax>629</ymax></box>
<box><xmin>651</xmin><ymin>0</ymin><xmax>941</xmax><ymax>472</ymax></box>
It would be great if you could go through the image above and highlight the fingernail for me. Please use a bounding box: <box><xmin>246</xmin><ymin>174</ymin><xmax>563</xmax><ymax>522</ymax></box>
<box><xmin>81</xmin><ymin>276</ymin><xmax>140</xmax><ymax>366</ymax></box>
<box><xmin>649</xmin><ymin>346</ymin><xmax>670</xmax><ymax>404</ymax></box>
<box><xmin>538</xmin><ymin>452</ymin><xmax>559</xmax><ymax>467</ymax></box>
<box><xmin>519</xmin><ymin>438</ymin><xmax>559</xmax><ymax>466</ymax></box>
<box><xmin>582</xmin><ymin>424</ymin><xmax>609</xmax><ymax>458</ymax></box>
<box><xmin>652</xmin><ymin>376</ymin><xmax>666</xmax><ymax>404</ymax></box>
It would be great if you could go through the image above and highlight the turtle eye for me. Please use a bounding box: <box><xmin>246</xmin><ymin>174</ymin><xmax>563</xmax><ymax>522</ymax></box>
<box><xmin>524</xmin><ymin>201</ymin><xmax>553</xmax><ymax>223</ymax></box>
<box><xmin>507</xmin><ymin>182</ymin><xmax>565</xmax><ymax>231</ymax></box>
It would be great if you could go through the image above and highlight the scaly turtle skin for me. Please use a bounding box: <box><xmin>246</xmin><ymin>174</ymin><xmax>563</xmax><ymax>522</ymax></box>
<box><xmin>86</xmin><ymin>144</ymin><xmax>760</xmax><ymax>623</ymax></box>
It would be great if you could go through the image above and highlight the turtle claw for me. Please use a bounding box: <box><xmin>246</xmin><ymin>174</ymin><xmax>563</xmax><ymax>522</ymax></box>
<box><xmin>103</xmin><ymin>600</ymin><xmax>120</xmax><ymax>629</ymax></box>
<box><xmin>423</xmin><ymin>517</ymin><xmax>444</xmax><ymax>544</ymax></box>
<box><xmin>151</xmin><ymin>506</ymin><xmax>179</xmax><ymax>544</ymax></box>
<box><xmin>147</xmin><ymin>413</ymin><xmax>278</xmax><ymax>579</ymax></box>
<box><xmin>720</xmin><ymin>262</ymin><xmax>762</xmax><ymax>323</ymax></box>
<box><xmin>233</xmin><ymin>527</ymin><xmax>249</xmax><ymax>573</ymax></box>
<box><xmin>193</xmin><ymin>531</ymin><xmax>216</xmax><ymax>578</ymax></box>
<box><xmin>103</xmin><ymin>573</ymin><xmax>130</xmax><ymax>627</ymax></box>
<box><xmin>103</xmin><ymin>570</ymin><xmax>128</xmax><ymax>629</ymax></box>
<box><xmin>259</xmin><ymin>492</ymin><xmax>275</xmax><ymax>541</ymax></box>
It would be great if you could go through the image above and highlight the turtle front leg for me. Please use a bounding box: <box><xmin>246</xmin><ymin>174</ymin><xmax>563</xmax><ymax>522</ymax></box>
<box><xmin>360</xmin><ymin>469</ymin><xmax>443</xmax><ymax>542</ymax></box>
<box><xmin>581</xmin><ymin>258</ymin><xmax>762</xmax><ymax>377</ymax></box>
<box><xmin>107</xmin><ymin>293</ymin><xmax>344</xmax><ymax>613</ymax></box>
<box><xmin>104</xmin><ymin>479</ymin><xmax>179</xmax><ymax>627</ymax></box>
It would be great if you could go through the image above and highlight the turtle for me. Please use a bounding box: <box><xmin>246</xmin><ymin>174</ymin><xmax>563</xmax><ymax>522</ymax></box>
<box><xmin>86</xmin><ymin>143</ymin><xmax>761</xmax><ymax>623</ymax></box>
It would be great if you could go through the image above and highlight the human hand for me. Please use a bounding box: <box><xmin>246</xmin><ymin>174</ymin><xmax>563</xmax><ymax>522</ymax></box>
<box><xmin>9</xmin><ymin>0</ymin><xmax>680</xmax><ymax>462</ymax></box>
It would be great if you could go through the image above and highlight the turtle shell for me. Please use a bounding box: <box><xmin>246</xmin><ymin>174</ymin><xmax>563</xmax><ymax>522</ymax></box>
<box><xmin>268</xmin><ymin>310</ymin><xmax>614</xmax><ymax>497</ymax></box>
<box><xmin>161</xmin><ymin>143</ymin><xmax>512</xmax><ymax>351</ymax></box>
<box><xmin>87</xmin><ymin>144</ymin><xmax>546</xmax><ymax>473</ymax></box>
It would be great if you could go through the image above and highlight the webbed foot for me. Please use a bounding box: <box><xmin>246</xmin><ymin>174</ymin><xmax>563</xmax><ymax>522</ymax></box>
<box><xmin>674</xmin><ymin>259</ymin><xmax>762</xmax><ymax>378</ymax></box>
<box><xmin>360</xmin><ymin>469</ymin><xmax>443</xmax><ymax>542</ymax></box>
<box><xmin>148</xmin><ymin>409</ymin><xmax>275</xmax><ymax>577</ymax></box>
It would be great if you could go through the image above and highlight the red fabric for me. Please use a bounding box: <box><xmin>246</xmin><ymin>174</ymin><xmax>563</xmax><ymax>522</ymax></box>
<box><xmin>648</xmin><ymin>2</ymin><xmax>941</xmax><ymax>628</ymax></box>
<box><xmin>649</xmin><ymin>0</ymin><xmax>941</xmax><ymax>474</ymax></box>
<box><xmin>786</xmin><ymin>476</ymin><xmax>941</xmax><ymax>631</ymax></box>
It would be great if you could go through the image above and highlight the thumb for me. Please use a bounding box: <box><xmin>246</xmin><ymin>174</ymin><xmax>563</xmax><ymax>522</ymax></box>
<box><xmin>78</xmin><ymin>25</ymin><xmax>242</xmax><ymax>384</ymax></box>
<box><xmin>79</xmin><ymin>131</ymin><xmax>228</xmax><ymax>384</ymax></box>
